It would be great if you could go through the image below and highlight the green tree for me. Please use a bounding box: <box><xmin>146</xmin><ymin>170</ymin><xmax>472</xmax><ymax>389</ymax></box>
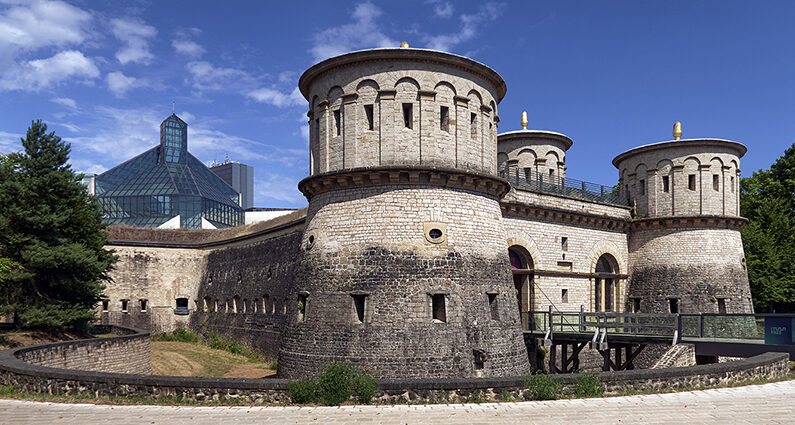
<box><xmin>740</xmin><ymin>143</ymin><xmax>795</xmax><ymax>312</ymax></box>
<box><xmin>0</xmin><ymin>120</ymin><xmax>116</xmax><ymax>332</ymax></box>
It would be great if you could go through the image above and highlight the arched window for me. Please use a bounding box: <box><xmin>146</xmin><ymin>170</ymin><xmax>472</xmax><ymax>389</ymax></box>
<box><xmin>594</xmin><ymin>254</ymin><xmax>619</xmax><ymax>312</ymax></box>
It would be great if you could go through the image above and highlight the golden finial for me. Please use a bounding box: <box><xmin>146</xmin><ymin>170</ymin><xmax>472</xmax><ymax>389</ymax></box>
<box><xmin>521</xmin><ymin>111</ymin><xmax>528</xmax><ymax>130</ymax></box>
<box><xmin>673</xmin><ymin>121</ymin><xmax>682</xmax><ymax>140</ymax></box>
<box><xmin>400</xmin><ymin>41</ymin><xmax>410</xmax><ymax>48</ymax></box>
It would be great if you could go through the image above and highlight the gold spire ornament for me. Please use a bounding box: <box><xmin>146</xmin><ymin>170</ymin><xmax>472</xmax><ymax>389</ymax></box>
<box><xmin>400</xmin><ymin>41</ymin><xmax>410</xmax><ymax>48</ymax></box>
<box><xmin>521</xmin><ymin>111</ymin><xmax>528</xmax><ymax>130</ymax></box>
<box><xmin>673</xmin><ymin>121</ymin><xmax>682</xmax><ymax>140</ymax></box>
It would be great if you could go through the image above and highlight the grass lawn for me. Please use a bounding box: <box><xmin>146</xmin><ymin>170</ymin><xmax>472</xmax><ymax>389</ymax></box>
<box><xmin>151</xmin><ymin>340</ymin><xmax>275</xmax><ymax>378</ymax></box>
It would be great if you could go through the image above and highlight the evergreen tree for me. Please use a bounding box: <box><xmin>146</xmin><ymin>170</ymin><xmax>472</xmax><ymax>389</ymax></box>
<box><xmin>740</xmin><ymin>143</ymin><xmax>795</xmax><ymax>312</ymax></box>
<box><xmin>0</xmin><ymin>121</ymin><xmax>116</xmax><ymax>332</ymax></box>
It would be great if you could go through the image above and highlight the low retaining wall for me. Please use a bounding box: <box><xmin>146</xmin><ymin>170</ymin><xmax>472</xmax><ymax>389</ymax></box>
<box><xmin>0</xmin><ymin>330</ymin><xmax>788</xmax><ymax>403</ymax></box>
<box><xmin>5</xmin><ymin>325</ymin><xmax>151</xmax><ymax>375</ymax></box>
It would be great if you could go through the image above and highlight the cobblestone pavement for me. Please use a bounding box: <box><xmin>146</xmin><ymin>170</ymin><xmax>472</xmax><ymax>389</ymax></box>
<box><xmin>1</xmin><ymin>380</ymin><xmax>793</xmax><ymax>424</ymax></box>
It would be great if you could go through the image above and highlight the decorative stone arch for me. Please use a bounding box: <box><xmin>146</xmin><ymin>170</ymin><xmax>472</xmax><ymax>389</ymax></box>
<box><xmin>434</xmin><ymin>80</ymin><xmax>457</xmax><ymax>96</ymax></box>
<box><xmin>394</xmin><ymin>76</ymin><xmax>420</xmax><ymax>91</ymax></box>
<box><xmin>586</xmin><ymin>241</ymin><xmax>626</xmax><ymax>312</ymax></box>
<box><xmin>506</xmin><ymin>237</ymin><xmax>540</xmax><ymax>315</ymax></box>
<box><xmin>517</xmin><ymin>148</ymin><xmax>537</xmax><ymax>178</ymax></box>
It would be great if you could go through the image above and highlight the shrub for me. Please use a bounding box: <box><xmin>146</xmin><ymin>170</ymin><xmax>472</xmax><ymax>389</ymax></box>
<box><xmin>574</xmin><ymin>371</ymin><xmax>603</xmax><ymax>398</ymax></box>
<box><xmin>0</xmin><ymin>385</ymin><xmax>13</xmax><ymax>396</ymax></box>
<box><xmin>524</xmin><ymin>371</ymin><xmax>562</xmax><ymax>400</ymax></box>
<box><xmin>288</xmin><ymin>379</ymin><xmax>318</xmax><ymax>404</ymax></box>
<box><xmin>208</xmin><ymin>331</ymin><xmax>260</xmax><ymax>361</ymax></box>
<box><xmin>317</xmin><ymin>361</ymin><xmax>353</xmax><ymax>405</ymax></box>
<box><xmin>351</xmin><ymin>369</ymin><xmax>378</xmax><ymax>404</ymax></box>
<box><xmin>151</xmin><ymin>328</ymin><xmax>201</xmax><ymax>343</ymax></box>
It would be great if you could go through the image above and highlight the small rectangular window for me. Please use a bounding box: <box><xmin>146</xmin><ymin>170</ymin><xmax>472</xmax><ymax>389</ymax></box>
<box><xmin>298</xmin><ymin>294</ymin><xmax>307</xmax><ymax>322</ymax></box>
<box><xmin>364</xmin><ymin>104</ymin><xmax>374</xmax><ymax>131</ymax></box>
<box><xmin>402</xmin><ymin>103</ymin><xmax>413</xmax><ymax>129</ymax></box>
<box><xmin>717</xmin><ymin>298</ymin><xmax>727</xmax><ymax>314</ymax></box>
<box><xmin>713</xmin><ymin>174</ymin><xmax>720</xmax><ymax>191</ymax></box>
<box><xmin>688</xmin><ymin>174</ymin><xmax>696</xmax><ymax>191</ymax></box>
<box><xmin>662</xmin><ymin>175</ymin><xmax>670</xmax><ymax>193</ymax></box>
<box><xmin>102</xmin><ymin>300</ymin><xmax>109</xmax><ymax>312</ymax></box>
<box><xmin>487</xmin><ymin>293</ymin><xmax>498</xmax><ymax>320</ymax></box>
<box><xmin>333</xmin><ymin>110</ymin><xmax>341</xmax><ymax>136</ymax></box>
<box><xmin>121</xmin><ymin>300</ymin><xmax>128</xmax><ymax>313</ymax></box>
<box><xmin>731</xmin><ymin>176</ymin><xmax>735</xmax><ymax>193</ymax></box>
<box><xmin>639</xmin><ymin>179</ymin><xmax>646</xmax><ymax>195</ymax></box>
<box><xmin>668</xmin><ymin>298</ymin><xmax>679</xmax><ymax>314</ymax></box>
<box><xmin>561</xmin><ymin>289</ymin><xmax>568</xmax><ymax>303</ymax></box>
<box><xmin>263</xmin><ymin>295</ymin><xmax>269</xmax><ymax>315</ymax></box>
<box><xmin>352</xmin><ymin>294</ymin><xmax>366</xmax><ymax>323</ymax></box>
<box><xmin>470</xmin><ymin>112</ymin><xmax>477</xmax><ymax>138</ymax></box>
<box><xmin>556</xmin><ymin>261</ymin><xmax>573</xmax><ymax>272</ymax></box>
<box><xmin>631</xmin><ymin>298</ymin><xmax>641</xmax><ymax>313</ymax></box>
<box><xmin>283</xmin><ymin>298</ymin><xmax>288</xmax><ymax>315</ymax></box>
<box><xmin>432</xmin><ymin>294</ymin><xmax>446</xmax><ymax>323</ymax></box>
<box><xmin>140</xmin><ymin>299</ymin><xmax>147</xmax><ymax>312</ymax></box>
<box><xmin>440</xmin><ymin>106</ymin><xmax>449</xmax><ymax>132</ymax></box>
<box><xmin>561</xmin><ymin>237</ymin><xmax>568</xmax><ymax>251</ymax></box>
<box><xmin>176</xmin><ymin>297</ymin><xmax>189</xmax><ymax>315</ymax></box>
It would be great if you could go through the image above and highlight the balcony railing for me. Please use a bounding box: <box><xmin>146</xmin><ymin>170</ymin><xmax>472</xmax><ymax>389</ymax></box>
<box><xmin>499</xmin><ymin>168</ymin><xmax>628</xmax><ymax>206</ymax></box>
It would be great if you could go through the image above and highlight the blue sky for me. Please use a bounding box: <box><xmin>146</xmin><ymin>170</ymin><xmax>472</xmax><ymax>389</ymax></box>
<box><xmin>0</xmin><ymin>0</ymin><xmax>793</xmax><ymax>208</ymax></box>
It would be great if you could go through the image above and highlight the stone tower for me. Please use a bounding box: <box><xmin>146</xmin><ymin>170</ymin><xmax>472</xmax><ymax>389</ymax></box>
<box><xmin>277</xmin><ymin>46</ymin><xmax>531</xmax><ymax>379</ymax></box>
<box><xmin>613</xmin><ymin>126</ymin><xmax>753</xmax><ymax>314</ymax></box>
<box><xmin>497</xmin><ymin>113</ymin><xmax>572</xmax><ymax>181</ymax></box>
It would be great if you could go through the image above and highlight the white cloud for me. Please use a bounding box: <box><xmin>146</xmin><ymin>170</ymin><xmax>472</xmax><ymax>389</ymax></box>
<box><xmin>172</xmin><ymin>39</ymin><xmax>205</xmax><ymax>57</ymax></box>
<box><xmin>106</xmin><ymin>71</ymin><xmax>145</xmax><ymax>97</ymax></box>
<box><xmin>0</xmin><ymin>130</ymin><xmax>23</xmax><ymax>155</ymax></box>
<box><xmin>247</xmin><ymin>87</ymin><xmax>305</xmax><ymax>108</ymax></box>
<box><xmin>426</xmin><ymin>0</ymin><xmax>454</xmax><ymax>18</ymax></box>
<box><xmin>186</xmin><ymin>60</ymin><xmax>304</xmax><ymax>108</ymax></box>
<box><xmin>310</xmin><ymin>2</ymin><xmax>398</xmax><ymax>62</ymax></box>
<box><xmin>50</xmin><ymin>97</ymin><xmax>77</xmax><ymax>109</ymax></box>
<box><xmin>0</xmin><ymin>50</ymin><xmax>99</xmax><ymax>91</ymax></box>
<box><xmin>254</xmin><ymin>174</ymin><xmax>306</xmax><ymax>206</ymax></box>
<box><xmin>185</xmin><ymin>60</ymin><xmax>254</xmax><ymax>91</ymax></box>
<box><xmin>110</xmin><ymin>18</ymin><xmax>157</xmax><ymax>65</ymax></box>
<box><xmin>0</xmin><ymin>0</ymin><xmax>91</xmax><ymax>51</ymax></box>
<box><xmin>425</xmin><ymin>2</ymin><xmax>504</xmax><ymax>51</ymax></box>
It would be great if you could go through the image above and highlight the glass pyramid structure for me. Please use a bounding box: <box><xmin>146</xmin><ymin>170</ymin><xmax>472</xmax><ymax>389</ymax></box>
<box><xmin>94</xmin><ymin>114</ymin><xmax>244</xmax><ymax>229</ymax></box>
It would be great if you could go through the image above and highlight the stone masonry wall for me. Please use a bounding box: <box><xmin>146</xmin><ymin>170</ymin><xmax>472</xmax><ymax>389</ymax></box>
<box><xmin>628</xmin><ymin>225</ymin><xmax>753</xmax><ymax>314</ymax></box>
<box><xmin>189</xmin><ymin>229</ymin><xmax>304</xmax><ymax>361</ymax></box>
<box><xmin>13</xmin><ymin>325</ymin><xmax>151</xmax><ymax>375</ymax></box>
<box><xmin>280</xmin><ymin>184</ymin><xmax>530</xmax><ymax>380</ymax></box>
<box><xmin>306</xmin><ymin>54</ymin><xmax>501</xmax><ymax>176</ymax></box>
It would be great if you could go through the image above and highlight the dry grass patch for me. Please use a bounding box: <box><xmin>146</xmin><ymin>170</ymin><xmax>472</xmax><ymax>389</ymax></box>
<box><xmin>151</xmin><ymin>341</ymin><xmax>274</xmax><ymax>378</ymax></box>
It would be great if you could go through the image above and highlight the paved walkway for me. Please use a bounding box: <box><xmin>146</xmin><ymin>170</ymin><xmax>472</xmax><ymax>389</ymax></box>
<box><xmin>1</xmin><ymin>380</ymin><xmax>793</xmax><ymax>424</ymax></box>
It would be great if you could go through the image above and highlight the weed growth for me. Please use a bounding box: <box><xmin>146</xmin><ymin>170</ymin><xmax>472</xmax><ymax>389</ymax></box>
<box><xmin>574</xmin><ymin>371</ymin><xmax>603</xmax><ymax>398</ymax></box>
<box><xmin>524</xmin><ymin>371</ymin><xmax>562</xmax><ymax>400</ymax></box>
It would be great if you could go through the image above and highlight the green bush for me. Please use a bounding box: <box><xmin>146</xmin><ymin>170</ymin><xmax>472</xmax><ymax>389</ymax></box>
<box><xmin>288</xmin><ymin>379</ymin><xmax>318</xmax><ymax>404</ymax></box>
<box><xmin>151</xmin><ymin>328</ymin><xmax>201</xmax><ymax>343</ymax></box>
<box><xmin>317</xmin><ymin>361</ymin><xmax>353</xmax><ymax>405</ymax></box>
<box><xmin>208</xmin><ymin>331</ymin><xmax>260</xmax><ymax>361</ymax></box>
<box><xmin>524</xmin><ymin>371</ymin><xmax>562</xmax><ymax>400</ymax></box>
<box><xmin>574</xmin><ymin>371</ymin><xmax>603</xmax><ymax>398</ymax></box>
<box><xmin>351</xmin><ymin>370</ymin><xmax>378</xmax><ymax>404</ymax></box>
<box><xmin>0</xmin><ymin>385</ymin><xmax>13</xmax><ymax>396</ymax></box>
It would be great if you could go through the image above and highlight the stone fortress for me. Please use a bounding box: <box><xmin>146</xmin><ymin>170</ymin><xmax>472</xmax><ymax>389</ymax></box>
<box><xmin>99</xmin><ymin>44</ymin><xmax>753</xmax><ymax>380</ymax></box>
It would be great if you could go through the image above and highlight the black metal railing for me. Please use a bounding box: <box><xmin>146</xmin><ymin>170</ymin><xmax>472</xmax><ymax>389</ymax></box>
<box><xmin>499</xmin><ymin>167</ymin><xmax>627</xmax><ymax>206</ymax></box>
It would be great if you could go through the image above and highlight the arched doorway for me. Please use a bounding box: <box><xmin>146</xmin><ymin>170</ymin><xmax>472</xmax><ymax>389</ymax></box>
<box><xmin>594</xmin><ymin>254</ymin><xmax>619</xmax><ymax>312</ymax></box>
<box><xmin>509</xmin><ymin>246</ymin><xmax>534</xmax><ymax>314</ymax></box>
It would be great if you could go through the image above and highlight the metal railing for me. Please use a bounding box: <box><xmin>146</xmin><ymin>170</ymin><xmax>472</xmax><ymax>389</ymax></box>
<box><xmin>499</xmin><ymin>167</ymin><xmax>628</xmax><ymax>206</ymax></box>
<box><xmin>525</xmin><ymin>310</ymin><xmax>795</xmax><ymax>347</ymax></box>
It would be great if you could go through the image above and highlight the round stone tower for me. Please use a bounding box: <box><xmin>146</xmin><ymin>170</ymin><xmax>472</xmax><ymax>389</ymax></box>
<box><xmin>277</xmin><ymin>46</ymin><xmax>530</xmax><ymax>380</ymax></box>
<box><xmin>612</xmin><ymin>123</ymin><xmax>753</xmax><ymax>315</ymax></box>
<box><xmin>497</xmin><ymin>111</ymin><xmax>572</xmax><ymax>181</ymax></box>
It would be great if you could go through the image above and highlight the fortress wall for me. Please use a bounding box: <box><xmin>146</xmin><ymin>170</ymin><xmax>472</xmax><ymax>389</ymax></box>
<box><xmin>503</xmin><ymin>188</ymin><xmax>632</xmax><ymax>218</ymax></box>
<box><xmin>279</xmin><ymin>184</ymin><xmax>530</xmax><ymax>379</ymax></box>
<box><xmin>100</xmin><ymin>246</ymin><xmax>208</xmax><ymax>333</ymax></box>
<box><xmin>189</xmin><ymin>229</ymin><xmax>304</xmax><ymax>361</ymax></box>
<box><xmin>628</xmin><ymin>224</ymin><xmax>753</xmax><ymax>314</ymax></box>
<box><xmin>502</xmin><ymin>215</ymin><xmax>630</xmax><ymax>313</ymax></box>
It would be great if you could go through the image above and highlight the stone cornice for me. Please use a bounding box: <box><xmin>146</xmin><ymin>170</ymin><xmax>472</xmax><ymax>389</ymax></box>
<box><xmin>299</xmin><ymin>48</ymin><xmax>506</xmax><ymax>102</ymax></box>
<box><xmin>298</xmin><ymin>166</ymin><xmax>511</xmax><ymax>200</ymax></box>
<box><xmin>631</xmin><ymin>215</ymin><xmax>748</xmax><ymax>231</ymax></box>
<box><xmin>500</xmin><ymin>200</ymin><xmax>632</xmax><ymax>232</ymax></box>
